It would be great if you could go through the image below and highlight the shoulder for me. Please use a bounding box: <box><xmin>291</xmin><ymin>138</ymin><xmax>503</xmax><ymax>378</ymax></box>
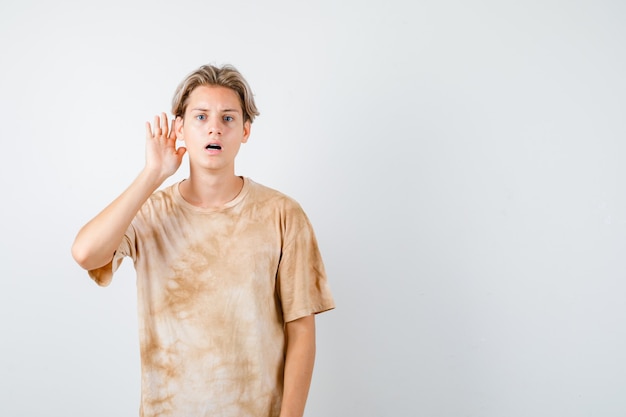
<box><xmin>246</xmin><ymin>178</ymin><xmax>303</xmax><ymax>211</ymax></box>
<box><xmin>137</xmin><ymin>182</ymin><xmax>179</xmax><ymax>218</ymax></box>
<box><xmin>244</xmin><ymin>179</ymin><xmax>313</xmax><ymax>232</ymax></box>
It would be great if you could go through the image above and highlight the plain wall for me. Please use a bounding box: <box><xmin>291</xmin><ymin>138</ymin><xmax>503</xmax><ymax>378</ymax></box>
<box><xmin>1</xmin><ymin>0</ymin><xmax>625</xmax><ymax>416</ymax></box>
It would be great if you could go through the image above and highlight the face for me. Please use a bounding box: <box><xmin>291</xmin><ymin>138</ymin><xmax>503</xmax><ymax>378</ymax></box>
<box><xmin>175</xmin><ymin>85</ymin><xmax>251</xmax><ymax>174</ymax></box>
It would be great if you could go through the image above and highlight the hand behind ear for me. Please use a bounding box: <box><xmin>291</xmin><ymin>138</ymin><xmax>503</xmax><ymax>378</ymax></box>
<box><xmin>174</xmin><ymin>116</ymin><xmax>185</xmax><ymax>142</ymax></box>
<box><xmin>145</xmin><ymin>113</ymin><xmax>187</xmax><ymax>179</ymax></box>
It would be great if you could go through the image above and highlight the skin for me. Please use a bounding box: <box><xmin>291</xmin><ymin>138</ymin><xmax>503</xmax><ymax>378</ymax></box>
<box><xmin>174</xmin><ymin>85</ymin><xmax>251</xmax><ymax>207</ymax></box>
<box><xmin>71</xmin><ymin>85</ymin><xmax>316</xmax><ymax>417</ymax></box>
<box><xmin>282</xmin><ymin>314</ymin><xmax>316</xmax><ymax>417</ymax></box>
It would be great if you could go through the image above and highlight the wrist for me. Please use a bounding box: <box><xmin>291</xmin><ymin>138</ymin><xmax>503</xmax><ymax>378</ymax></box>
<box><xmin>138</xmin><ymin>166</ymin><xmax>168</xmax><ymax>189</ymax></box>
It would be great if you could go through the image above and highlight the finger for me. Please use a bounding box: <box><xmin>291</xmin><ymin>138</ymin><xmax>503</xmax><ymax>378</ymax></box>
<box><xmin>161</xmin><ymin>112</ymin><xmax>169</xmax><ymax>136</ymax></box>
<box><xmin>153</xmin><ymin>115</ymin><xmax>162</xmax><ymax>136</ymax></box>
<box><xmin>168</xmin><ymin>119</ymin><xmax>176</xmax><ymax>140</ymax></box>
<box><xmin>145</xmin><ymin>121</ymin><xmax>153</xmax><ymax>137</ymax></box>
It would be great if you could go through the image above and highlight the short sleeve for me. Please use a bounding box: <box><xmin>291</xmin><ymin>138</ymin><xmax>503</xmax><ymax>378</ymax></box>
<box><xmin>276</xmin><ymin>211</ymin><xmax>335</xmax><ymax>322</ymax></box>
<box><xmin>88</xmin><ymin>224</ymin><xmax>137</xmax><ymax>287</ymax></box>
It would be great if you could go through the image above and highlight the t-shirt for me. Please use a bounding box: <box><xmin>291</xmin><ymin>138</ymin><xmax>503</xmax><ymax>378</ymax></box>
<box><xmin>88</xmin><ymin>177</ymin><xmax>335</xmax><ymax>417</ymax></box>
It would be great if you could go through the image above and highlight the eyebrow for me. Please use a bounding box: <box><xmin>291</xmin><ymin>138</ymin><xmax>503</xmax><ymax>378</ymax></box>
<box><xmin>190</xmin><ymin>107</ymin><xmax>241</xmax><ymax>114</ymax></box>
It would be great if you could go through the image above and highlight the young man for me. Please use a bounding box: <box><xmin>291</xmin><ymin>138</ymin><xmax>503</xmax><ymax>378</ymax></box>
<box><xmin>72</xmin><ymin>64</ymin><xmax>335</xmax><ymax>417</ymax></box>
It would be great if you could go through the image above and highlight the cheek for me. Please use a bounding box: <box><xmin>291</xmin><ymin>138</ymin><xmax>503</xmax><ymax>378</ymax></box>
<box><xmin>185</xmin><ymin>123</ymin><xmax>204</xmax><ymax>136</ymax></box>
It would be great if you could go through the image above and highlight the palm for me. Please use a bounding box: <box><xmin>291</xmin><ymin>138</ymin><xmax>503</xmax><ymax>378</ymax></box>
<box><xmin>145</xmin><ymin>113</ymin><xmax>186</xmax><ymax>178</ymax></box>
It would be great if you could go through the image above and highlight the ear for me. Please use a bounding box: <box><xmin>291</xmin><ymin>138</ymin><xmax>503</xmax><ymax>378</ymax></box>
<box><xmin>175</xmin><ymin>116</ymin><xmax>184</xmax><ymax>141</ymax></box>
<box><xmin>242</xmin><ymin>120</ymin><xmax>251</xmax><ymax>144</ymax></box>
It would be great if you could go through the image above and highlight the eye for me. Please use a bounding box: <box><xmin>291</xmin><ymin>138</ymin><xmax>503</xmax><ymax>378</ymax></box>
<box><xmin>223</xmin><ymin>115</ymin><xmax>234</xmax><ymax>122</ymax></box>
<box><xmin>196</xmin><ymin>114</ymin><xmax>206</xmax><ymax>121</ymax></box>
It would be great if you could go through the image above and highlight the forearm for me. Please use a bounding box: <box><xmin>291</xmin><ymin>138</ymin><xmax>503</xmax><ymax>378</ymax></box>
<box><xmin>71</xmin><ymin>167</ymin><xmax>165</xmax><ymax>270</ymax></box>
<box><xmin>280</xmin><ymin>315</ymin><xmax>316</xmax><ymax>417</ymax></box>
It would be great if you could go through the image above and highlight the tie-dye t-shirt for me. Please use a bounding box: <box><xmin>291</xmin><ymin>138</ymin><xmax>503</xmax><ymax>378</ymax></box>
<box><xmin>88</xmin><ymin>177</ymin><xmax>335</xmax><ymax>417</ymax></box>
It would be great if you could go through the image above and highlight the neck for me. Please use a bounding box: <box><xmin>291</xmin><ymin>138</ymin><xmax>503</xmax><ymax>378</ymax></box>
<box><xmin>179</xmin><ymin>171</ymin><xmax>244</xmax><ymax>208</ymax></box>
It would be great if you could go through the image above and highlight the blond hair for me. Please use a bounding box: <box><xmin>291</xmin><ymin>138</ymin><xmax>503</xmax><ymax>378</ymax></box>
<box><xmin>171</xmin><ymin>64</ymin><xmax>260</xmax><ymax>123</ymax></box>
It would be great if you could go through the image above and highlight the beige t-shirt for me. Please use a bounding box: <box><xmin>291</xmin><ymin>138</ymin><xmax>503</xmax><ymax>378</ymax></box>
<box><xmin>88</xmin><ymin>178</ymin><xmax>335</xmax><ymax>417</ymax></box>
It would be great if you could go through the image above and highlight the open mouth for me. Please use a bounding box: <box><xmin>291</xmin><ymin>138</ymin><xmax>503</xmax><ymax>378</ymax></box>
<box><xmin>206</xmin><ymin>144</ymin><xmax>222</xmax><ymax>150</ymax></box>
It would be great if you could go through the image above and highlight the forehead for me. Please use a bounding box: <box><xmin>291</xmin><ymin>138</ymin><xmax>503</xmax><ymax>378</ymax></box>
<box><xmin>186</xmin><ymin>85</ymin><xmax>242</xmax><ymax>111</ymax></box>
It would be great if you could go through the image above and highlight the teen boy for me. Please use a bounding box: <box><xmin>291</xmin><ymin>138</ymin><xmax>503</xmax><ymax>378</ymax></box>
<box><xmin>72</xmin><ymin>64</ymin><xmax>335</xmax><ymax>417</ymax></box>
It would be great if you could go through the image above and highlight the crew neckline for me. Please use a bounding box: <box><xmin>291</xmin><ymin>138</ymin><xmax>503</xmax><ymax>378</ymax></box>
<box><xmin>172</xmin><ymin>177</ymin><xmax>251</xmax><ymax>213</ymax></box>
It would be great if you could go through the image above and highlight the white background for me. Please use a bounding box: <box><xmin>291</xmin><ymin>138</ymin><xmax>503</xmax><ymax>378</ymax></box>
<box><xmin>1</xmin><ymin>0</ymin><xmax>626</xmax><ymax>416</ymax></box>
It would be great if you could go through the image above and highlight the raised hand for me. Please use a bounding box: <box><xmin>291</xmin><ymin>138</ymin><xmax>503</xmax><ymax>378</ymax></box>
<box><xmin>72</xmin><ymin>113</ymin><xmax>187</xmax><ymax>272</ymax></box>
<box><xmin>144</xmin><ymin>112</ymin><xmax>187</xmax><ymax>180</ymax></box>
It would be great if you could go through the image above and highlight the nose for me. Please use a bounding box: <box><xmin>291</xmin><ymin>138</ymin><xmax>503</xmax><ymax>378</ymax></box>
<box><xmin>208</xmin><ymin>118</ymin><xmax>223</xmax><ymax>135</ymax></box>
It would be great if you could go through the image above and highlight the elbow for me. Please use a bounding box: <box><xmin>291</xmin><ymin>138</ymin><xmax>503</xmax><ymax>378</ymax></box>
<box><xmin>71</xmin><ymin>239</ymin><xmax>108</xmax><ymax>271</ymax></box>
<box><xmin>71</xmin><ymin>240</ymin><xmax>91</xmax><ymax>270</ymax></box>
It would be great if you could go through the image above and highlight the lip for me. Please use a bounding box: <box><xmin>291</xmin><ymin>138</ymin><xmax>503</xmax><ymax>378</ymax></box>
<box><xmin>204</xmin><ymin>141</ymin><xmax>223</xmax><ymax>154</ymax></box>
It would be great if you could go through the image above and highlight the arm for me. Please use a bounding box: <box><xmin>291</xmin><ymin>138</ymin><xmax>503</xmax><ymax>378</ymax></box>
<box><xmin>71</xmin><ymin>113</ymin><xmax>186</xmax><ymax>271</ymax></box>
<box><xmin>280</xmin><ymin>314</ymin><xmax>316</xmax><ymax>417</ymax></box>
